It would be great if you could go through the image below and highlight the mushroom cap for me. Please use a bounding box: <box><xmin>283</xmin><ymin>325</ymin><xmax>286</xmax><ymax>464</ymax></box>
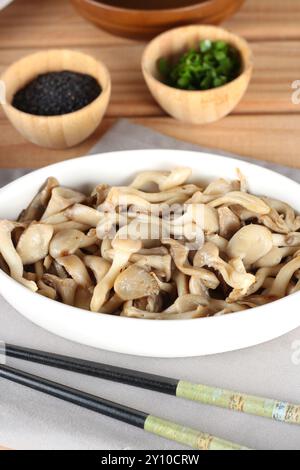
<box><xmin>17</xmin><ymin>223</ymin><xmax>54</xmax><ymax>265</ymax></box>
<box><xmin>19</xmin><ymin>177</ymin><xmax>59</xmax><ymax>222</ymax></box>
<box><xmin>227</xmin><ymin>224</ymin><xmax>273</xmax><ymax>265</ymax></box>
<box><xmin>49</xmin><ymin>229</ymin><xmax>96</xmax><ymax>259</ymax></box>
<box><xmin>218</xmin><ymin>206</ymin><xmax>241</xmax><ymax>239</ymax></box>
<box><xmin>42</xmin><ymin>273</ymin><xmax>77</xmax><ymax>306</ymax></box>
<box><xmin>209</xmin><ymin>191</ymin><xmax>270</xmax><ymax>215</ymax></box>
<box><xmin>130</xmin><ymin>167</ymin><xmax>192</xmax><ymax>192</ymax></box>
<box><xmin>42</xmin><ymin>187</ymin><xmax>86</xmax><ymax>220</ymax></box>
<box><xmin>160</xmin><ymin>168</ymin><xmax>192</xmax><ymax>191</ymax></box>
<box><xmin>114</xmin><ymin>265</ymin><xmax>159</xmax><ymax>301</ymax></box>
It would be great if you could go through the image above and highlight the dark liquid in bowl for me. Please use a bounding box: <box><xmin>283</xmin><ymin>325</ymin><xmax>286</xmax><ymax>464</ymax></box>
<box><xmin>97</xmin><ymin>0</ymin><xmax>204</xmax><ymax>9</ymax></box>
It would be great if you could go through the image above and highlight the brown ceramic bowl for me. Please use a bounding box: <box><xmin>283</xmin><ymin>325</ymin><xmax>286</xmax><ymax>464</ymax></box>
<box><xmin>70</xmin><ymin>0</ymin><xmax>245</xmax><ymax>39</ymax></box>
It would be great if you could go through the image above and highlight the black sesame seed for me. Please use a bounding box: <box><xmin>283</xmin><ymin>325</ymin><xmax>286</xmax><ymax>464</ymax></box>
<box><xmin>12</xmin><ymin>71</ymin><xmax>102</xmax><ymax>116</ymax></box>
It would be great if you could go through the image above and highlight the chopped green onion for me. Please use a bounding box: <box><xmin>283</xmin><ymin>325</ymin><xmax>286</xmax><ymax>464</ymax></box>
<box><xmin>200</xmin><ymin>39</ymin><xmax>212</xmax><ymax>53</ymax></box>
<box><xmin>157</xmin><ymin>39</ymin><xmax>241</xmax><ymax>91</ymax></box>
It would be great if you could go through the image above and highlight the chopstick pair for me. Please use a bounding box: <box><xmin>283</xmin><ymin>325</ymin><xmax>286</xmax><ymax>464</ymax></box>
<box><xmin>0</xmin><ymin>344</ymin><xmax>250</xmax><ymax>451</ymax></box>
<box><xmin>2</xmin><ymin>343</ymin><xmax>300</xmax><ymax>426</ymax></box>
<box><xmin>0</xmin><ymin>344</ymin><xmax>299</xmax><ymax>451</ymax></box>
<box><xmin>0</xmin><ymin>363</ymin><xmax>247</xmax><ymax>451</ymax></box>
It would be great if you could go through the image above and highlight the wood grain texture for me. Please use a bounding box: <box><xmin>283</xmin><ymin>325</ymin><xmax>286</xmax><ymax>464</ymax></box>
<box><xmin>0</xmin><ymin>0</ymin><xmax>299</xmax><ymax>48</ymax></box>
<box><xmin>0</xmin><ymin>115</ymin><xmax>299</xmax><ymax>169</ymax></box>
<box><xmin>1</xmin><ymin>41</ymin><xmax>299</xmax><ymax>117</ymax></box>
<box><xmin>69</xmin><ymin>0</ymin><xmax>245</xmax><ymax>40</ymax></box>
<box><xmin>225</xmin><ymin>0</ymin><xmax>300</xmax><ymax>40</ymax></box>
<box><xmin>134</xmin><ymin>115</ymin><xmax>300</xmax><ymax>168</ymax></box>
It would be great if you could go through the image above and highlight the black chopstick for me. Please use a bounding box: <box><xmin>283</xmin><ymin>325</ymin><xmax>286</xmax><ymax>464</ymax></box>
<box><xmin>2</xmin><ymin>343</ymin><xmax>178</xmax><ymax>394</ymax></box>
<box><xmin>2</xmin><ymin>343</ymin><xmax>299</xmax><ymax>426</ymax></box>
<box><xmin>0</xmin><ymin>364</ymin><xmax>247</xmax><ymax>450</ymax></box>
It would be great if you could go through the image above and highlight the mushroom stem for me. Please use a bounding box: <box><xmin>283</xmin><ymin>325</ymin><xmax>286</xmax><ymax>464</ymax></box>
<box><xmin>209</xmin><ymin>191</ymin><xmax>270</xmax><ymax>215</ymax></box>
<box><xmin>0</xmin><ymin>220</ymin><xmax>37</xmax><ymax>291</ymax></box>
<box><xmin>37</xmin><ymin>279</ymin><xmax>57</xmax><ymax>300</ymax></box>
<box><xmin>90</xmin><ymin>238</ymin><xmax>142</xmax><ymax>312</ymax></box>
<box><xmin>34</xmin><ymin>260</ymin><xmax>44</xmax><ymax>280</ymax></box>
<box><xmin>42</xmin><ymin>274</ymin><xmax>77</xmax><ymax>305</ymax></box>
<box><xmin>194</xmin><ymin>242</ymin><xmax>255</xmax><ymax>291</ymax></box>
<box><xmin>163</xmin><ymin>239</ymin><xmax>219</xmax><ymax>289</ymax></box>
<box><xmin>56</xmin><ymin>255</ymin><xmax>93</xmax><ymax>288</ymax></box>
<box><xmin>41</xmin><ymin>187</ymin><xmax>86</xmax><ymax>220</ymax></box>
<box><xmin>74</xmin><ymin>286</ymin><xmax>92</xmax><ymax>310</ymax></box>
<box><xmin>272</xmin><ymin>233</ymin><xmax>300</xmax><ymax>247</ymax></box>
<box><xmin>101</xmin><ymin>293</ymin><xmax>124</xmax><ymax>314</ymax></box>
<box><xmin>121</xmin><ymin>305</ymin><xmax>207</xmax><ymax>320</ymax></box>
<box><xmin>254</xmin><ymin>246</ymin><xmax>298</xmax><ymax>268</ymax></box>
<box><xmin>19</xmin><ymin>177</ymin><xmax>58</xmax><ymax>222</ymax></box>
<box><xmin>107</xmin><ymin>185</ymin><xmax>197</xmax><ymax>204</ymax></box>
<box><xmin>267</xmin><ymin>255</ymin><xmax>300</xmax><ymax>298</ymax></box>
<box><xmin>163</xmin><ymin>294</ymin><xmax>209</xmax><ymax>314</ymax></box>
<box><xmin>49</xmin><ymin>229</ymin><xmax>98</xmax><ymax>259</ymax></box>
<box><xmin>173</xmin><ymin>269</ymin><xmax>189</xmax><ymax>296</ymax></box>
<box><xmin>130</xmin><ymin>254</ymin><xmax>172</xmax><ymax>281</ymax></box>
<box><xmin>64</xmin><ymin>204</ymin><xmax>102</xmax><ymax>227</ymax></box>
<box><xmin>130</xmin><ymin>167</ymin><xmax>192</xmax><ymax>191</ymax></box>
<box><xmin>84</xmin><ymin>255</ymin><xmax>111</xmax><ymax>283</ymax></box>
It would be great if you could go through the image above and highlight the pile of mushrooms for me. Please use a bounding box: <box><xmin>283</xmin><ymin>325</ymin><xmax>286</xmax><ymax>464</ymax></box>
<box><xmin>1</xmin><ymin>167</ymin><xmax>300</xmax><ymax>320</ymax></box>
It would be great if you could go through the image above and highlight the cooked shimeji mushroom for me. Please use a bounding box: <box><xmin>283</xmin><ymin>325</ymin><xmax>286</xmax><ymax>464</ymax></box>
<box><xmin>16</xmin><ymin>223</ymin><xmax>54</xmax><ymax>265</ymax></box>
<box><xmin>227</xmin><ymin>225</ymin><xmax>273</xmax><ymax>266</ymax></box>
<box><xmin>19</xmin><ymin>177</ymin><xmax>59</xmax><ymax>222</ymax></box>
<box><xmin>114</xmin><ymin>265</ymin><xmax>159</xmax><ymax>301</ymax></box>
<box><xmin>56</xmin><ymin>255</ymin><xmax>93</xmax><ymax>288</ymax></box>
<box><xmin>0</xmin><ymin>220</ymin><xmax>37</xmax><ymax>291</ymax></box>
<box><xmin>90</xmin><ymin>238</ymin><xmax>142</xmax><ymax>312</ymax></box>
<box><xmin>130</xmin><ymin>167</ymin><xmax>192</xmax><ymax>191</ymax></box>
<box><xmin>1</xmin><ymin>167</ymin><xmax>300</xmax><ymax>318</ymax></box>
<box><xmin>41</xmin><ymin>187</ymin><xmax>86</xmax><ymax>220</ymax></box>
<box><xmin>42</xmin><ymin>273</ymin><xmax>77</xmax><ymax>305</ymax></box>
<box><xmin>49</xmin><ymin>229</ymin><xmax>98</xmax><ymax>258</ymax></box>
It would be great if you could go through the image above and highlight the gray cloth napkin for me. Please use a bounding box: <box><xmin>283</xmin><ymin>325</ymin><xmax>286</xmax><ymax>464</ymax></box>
<box><xmin>0</xmin><ymin>119</ymin><xmax>300</xmax><ymax>450</ymax></box>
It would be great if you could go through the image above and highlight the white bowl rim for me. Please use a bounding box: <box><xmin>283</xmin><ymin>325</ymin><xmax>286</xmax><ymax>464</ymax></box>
<box><xmin>1</xmin><ymin>148</ymin><xmax>300</xmax><ymax>356</ymax></box>
<box><xmin>1</xmin><ymin>148</ymin><xmax>300</xmax><ymax>327</ymax></box>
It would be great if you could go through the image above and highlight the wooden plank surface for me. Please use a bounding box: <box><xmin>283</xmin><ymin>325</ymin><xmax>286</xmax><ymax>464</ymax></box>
<box><xmin>0</xmin><ymin>0</ymin><xmax>299</xmax><ymax>47</ymax></box>
<box><xmin>0</xmin><ymin>0</ymin><xmax>299</xmax><ymax>168</ymax></box>
<box><xmin>0</xmin><ymin>41</ymin><xmax>299</xmax><ymax>118</ymax></box>
<box><xmin>0</xmin><ymin>114</ymin><xmax>299</xmax><ymax>169</ymax></box>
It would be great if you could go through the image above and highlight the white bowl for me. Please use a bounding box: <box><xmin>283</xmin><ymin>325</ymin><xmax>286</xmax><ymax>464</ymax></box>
<box><xmin>0</xmin><ymin>149</ymin><xmax>300</xmax><ymax>357</ymax></box>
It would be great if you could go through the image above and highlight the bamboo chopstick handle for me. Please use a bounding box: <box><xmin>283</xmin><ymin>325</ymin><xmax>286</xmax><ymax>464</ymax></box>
<box><xmin>145</xmin><ymin>416</ymin><xmax>249</xmax><ymax>451</ymax></box>
<box><xmin>3</xmin><ymin>343</ymin><xmax>299</xmax><ymax>426</ymax></box>
<box><xmin>176</xmin><ymin>381</ymin><xmax>300</xmax><ymax>425</ymax></box>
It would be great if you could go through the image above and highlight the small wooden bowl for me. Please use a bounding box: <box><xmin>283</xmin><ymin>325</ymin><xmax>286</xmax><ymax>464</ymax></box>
<box><xmin>1</xmin><ymin>49</ymin><xmax>111</xmax><ymax>149</ymax></box>
<box><xmin>142</xmin><ymin>25</ymin><xmax>253</xmax><ymax>124</ymax></box>
<box><xmin>70</xmin><ymin>0</ymin><xmax>245</xmax><ymax>40</ymax></box>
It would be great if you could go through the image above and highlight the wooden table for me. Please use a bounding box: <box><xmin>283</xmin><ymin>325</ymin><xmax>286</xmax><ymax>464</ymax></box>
<box><xmin>0</xmin><ymin>0</ymin><xmax>300</xmax><ymax>168</ymax></box>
